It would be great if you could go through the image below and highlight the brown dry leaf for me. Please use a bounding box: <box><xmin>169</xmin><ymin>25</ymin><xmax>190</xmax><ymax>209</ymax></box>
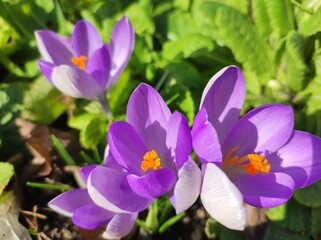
<box><xmin>78</xmin><ymin>226</ymin><xmax>106</xmax><ymax>240</ymax></box>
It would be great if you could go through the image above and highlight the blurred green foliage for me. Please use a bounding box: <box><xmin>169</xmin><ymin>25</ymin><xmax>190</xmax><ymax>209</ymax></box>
<box><xmin>2</xmin><ymin>0</ymin><xmax>321</xmax><ymax>238</ymax></box>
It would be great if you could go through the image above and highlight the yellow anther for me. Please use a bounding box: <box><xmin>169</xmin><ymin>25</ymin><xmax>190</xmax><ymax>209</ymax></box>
<box><xmin>222</xmin><ymin>147</ymin><xmax>270</xmax><ymax>176</ymax></box>
<box><xmin>70</xmin><ymin>55</ymin><xmax>87</xmax><ymax>70</ymax></box>
<box><xmin>141</xmin><ymin>150</ymin><xmax>162</xmax><ymax>172</ymax></box>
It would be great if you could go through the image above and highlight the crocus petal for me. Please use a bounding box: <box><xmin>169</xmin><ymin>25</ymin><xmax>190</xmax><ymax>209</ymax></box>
<box><xmin>51</xmin><ymin>65</ymin><xmax>103</xmax><ymax>100</ymax></box>
<box><xmin>127</xmin><ymin>168</ymin><xmax>176</xmax><ymax>199</ymax></box>
<box><xmin>72</xmin><ymin>20</ymin><xmax>103</xmax><ymax>58</ymax></box>
<box><xmin>35</xmin><ymin>30</ymin><xmax>74</xmax><ymax>65</ymax></box>
<box><xmin>108</xmin><ymin>16</ymin><xmax>135</xmax><ymax>86</ymax></box>
<box><xmin>87</xmin><ymin>45</ymin><xmax>112</xmax><ymax>89</ymax></box>
<box><xmin>170</xmin><ymin>158</ymin><xmax>201</xmax><ymax>213</ymax></box>
<box><xmin>200</xmin><ymin>66</ymin><xmax>246</xmax><ymax>144</ymax></box>
<box><xmin>88</xmin><ymin>166</ymin><xmax>153</xmax><ymax>213</ymax></box>
<box><xmin>201</xmin><ymin>163</ymin><xmax>246</xmax><ymax>230</ymax></box>
<box><xmin>166</xmin><ymin>112</ymin><xmax>192</xmax><ymax>169</ymax></box>
<box><xmin>38</xmin><ymin>60</ymin><xmax>55</xmax><ymax>83</ymax></box>
<box><xmin>223</xmin><ymin>104</ymin><xmax>294</xmax><ymax>157</ymax></box>
<box><xmin>108</xmin><ymin>121</ymin><xmax>148</xmax><ymax>175</ymax></box>
<box><xmin>268</xmin><ymin>130</ymin><xmax>321</xmax><ymax>189</ymax></box>
<box><xmin>103</xmin><ymin>213</ymin><xmax>138</xmax><ymax>240</ymax></box>
<box><xmin>72</xmin><ymin>204</ymin><xmax>115</xmax><ymax>230</ymax></box>
<box><xmin>127</xmin><ymin>83</ymin><xmax>171</xmax><ymax>160</ymax></box>
<box><xmin>233</xmin><ymin>172</ymin><xmax>295</xmax><ymax>208</ymax></box>
<box><xmin>81</xmin><ymin>165</ymin><xmax>99</xmax><ymax>183</ymax></box>
<box><xmin>48</xmin><ymin>189</ymin><xmax>92</xmax><ymax>217</ymax></box>
<box><xmin>192</xmin><ymin>108</ymin><xmax>222</xmax><ymax>164</ymax></box>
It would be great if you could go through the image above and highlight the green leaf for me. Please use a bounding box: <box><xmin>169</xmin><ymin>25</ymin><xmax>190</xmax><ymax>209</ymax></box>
<box><xmin>0</xmin><ymin>84</ymin><xmax>23</xmax><ymax>125</ymax></box>
<box><xmin>264</xmin><ymin>0</ymin><xmax>295</xmax><ymax>37</ymax></box>
<box><xmin>158</xmin><ymin>212</ymin><xmax>185</xmax><ymax>234</ymax></box>
<box><xmin>205</xmin><ymin>218</ymin><xmax>220</xmax><ymax>239</ymax></box>
<box><xmin>264</xmin><ymin>223</ymin><xmax>311</xmax><ymax>240</ymax></box>
<box><xmin>80</xmin><ymin>115</ymin><xmax>108</xmax><ymax>149</ymax></box>
<box><xmin>0</xmin><ymin>162</ymin><xmax>14</xmax><ymax>196</ymax></box>
<box><xmin>311</xmin><ymin>206</ymin><xmax>321</xmax><ymax>239</ymax></box>
<box><xmin>201</xmin><ymin>2</ymin><xmax>273</xmax><ymax>83</ymax></box>
<box><xmin>267</xmin><ymin>198</ymin><xmax>310</xmax><ymax>232</ymax></box>
<box><xmin>162</xmin><ymin>34</ymin><xmax>214</xmax><ymax>61</ymax></box>
<box><xmin>219</xmin><ymin>227</ymin><xmax>245</xmax><ymax>240</ymax></box>
<box><xmin>294</xmin><ymin>180</ymin><xmax>321</xmax><ymax>207</ymax></box>
<box><xmin>22</xmin><ymin>77</ymin><xmax>66</xmax><ymax>124</ymax></box>
<box><xmin>252</xmin><ymin>0</ymin><xmax>272</xmax><ymax>37</ymax></box>
<box><xmin>299</xmin><ymin>8</ymin><xmax>321</xmax><ymax>36</ymax></box>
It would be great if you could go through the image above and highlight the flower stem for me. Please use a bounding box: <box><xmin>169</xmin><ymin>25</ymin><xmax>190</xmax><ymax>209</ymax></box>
<box><xmin>98</xmin><ymin>98</ymin><xmax>113</xmax><ymax>119</ymax></box>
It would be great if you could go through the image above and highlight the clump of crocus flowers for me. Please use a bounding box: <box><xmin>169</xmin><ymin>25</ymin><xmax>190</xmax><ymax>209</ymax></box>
<box><xmin>36</xmin><ymin>18</ymin><xmax>321</xmax><ymax>240</ymax></box>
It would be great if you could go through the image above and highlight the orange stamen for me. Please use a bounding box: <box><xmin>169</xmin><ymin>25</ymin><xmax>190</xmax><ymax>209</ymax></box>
<box><xmin>141</xmin><ymin>150</ymin><xmax>162</xmax><ymax>172</ymax></box>
<box><xmin>70</xmin><ymin>55</ymin><xmax>87</xmax><ymax>70</ymax></box>
<box><xmin>222</xmin><ymin>147</ymin><xmax>270</xmax><ymax>176</ymax></box>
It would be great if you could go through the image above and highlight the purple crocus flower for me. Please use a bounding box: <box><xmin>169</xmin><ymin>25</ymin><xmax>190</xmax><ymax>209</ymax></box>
<box><xmin>87</xmin><ymin>83</ymin><xmax>201</xmax><ymax>215</ymax></box>
<box><xmin>192</xmin><ymin>66</ymin><xmax>321</xmax><ymax>230</ymax></box>
<box><xmin>35</xmin><ymin>17</ymin><xmax>134</xmax><ymax>114</ymax></box>
<box><xmin>49</xmin><ymin>165</ymin><xmax>137</xmax><ymax>239</ymax></box>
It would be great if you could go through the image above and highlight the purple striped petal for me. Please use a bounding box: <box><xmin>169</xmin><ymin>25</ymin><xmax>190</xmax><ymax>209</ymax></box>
<box><xmin>170</xmin><ymin>157</ymin><xmax>201</xmax><ymax>213</ymax></box>
<box><xmin>222</xmin><ymin>104</ymin><xmax>294</xmax><ymax>158</ymax></box>
<box><xmin>103</xmin><ymin>213</ymin><xmax>138</xmax><ymax>239</ymax></box>
<box><xmin>48</xmin><ymin>189</ymin><xmax>91</xmax><ymax>217</ymax></box>
<box><xmin>166</xmin><ymin>112</ymin><xmax>192</xmax><ymax>169</ymax></box>
<box><xmin>127</xmin><ymin>84</ymin><xmax>171</xmax><ymax>160</ymax></box>
<box><xmin>87</xmin><ymin>45</ymin><xmax>112</xmax><ymax>89</ymax></box>
<box><xmin>108</xmin><ymin>121</ymin><xmax>147</xmax><ymax>175</ymax></box>
<box><xmin>201</xmin><ymin>163</ymin><xmax>246</xmax><ymax>230</ymax></box>
<box><xmin>233</xmin><ymin>172</ymin><xmax>295</xmax><ymax>208</ymax></box>
<box><xmin>192</xmin><ymin>108</ymin><xmax>222</xmax><ymax>164</ymax></box>
<box><xmin>72</xmin><ymin>20</ymin><xmax>103</xmax><ymax>58</ymax></box>
<box><xmin>127</xmin><ymin>168</ymin><xmax>176</xmax><ymax>199</ymax></box>
<box><xmin>51</xmin><ymin>65</ymin><xmax>104</xmax><ymax>100</ymax></box>
<box><xmin>38</xmin><ymin>60</ymin><xmax>55</xmax><ymax>83</ymax></box>
<box><xmin>88</xmin><ymin>166</ymin><xmax>153</xmax><ymax>213</ymax></box>
<box><xmin>108</xmin><ymin>16</ymin><xmax>135</xmax><ymax>86</ymax></box>
<box><xmin>72</xmin><ymin>204</ymin><xmax>115</xmax><ymax>230</ymax></box>
<box><xmin>200</xmin><ymin>66</ymin><xmax>245</xmax><ymax>144</ymax></box>
<box><xmin>268</xmin><ymin>130</ymin><xmax>321</xmax><ymax>189</ymax></box>
<box><xmin>35</xmin><ymin>30</ymin><xmax>74</xmax><ymax>65</ymax></box>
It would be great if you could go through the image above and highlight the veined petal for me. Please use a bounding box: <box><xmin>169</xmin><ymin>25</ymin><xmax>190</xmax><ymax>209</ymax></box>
<box><xmin>72</xmin><ymin>204</ymin><xmax>115</xmax><ymax>230</ymax></box>
<box><xmin>233</xmin><ymin>172</ymin><xmax>295</xmax><ymax>208</ymax></box>
<box><xmin>170</xmin><ymin>158</ymin><xmax>201</xmax><ymax>213</ymax></box>
<box><xmin>268</xmin><ymin>130</ymin><xmax>321</xmax><ymax>189</ymax></box>
<box><xmin>192</xmin><ymin>108</ymin><xmax>222</xmax><ymax>164</ymax></box>
<box><xmin>51</xmin><ymin>65</ymin><xmax>103</xmax><ymax>100</ymax></box>
<box><xmin>127</xmin><ymin>168</ymin><xmax>176</xmax><ymax>199</ymax></box>
<box><xmin>103</xmin><ymin>213</ymin><xmax>138</xmax><ymax>239</ymax></box>
<box><xmin>166</xmin><ymin>112</ymin><xmax>192</xmax><ymax>169</ymax></box>
<box><xmin>87</xmin><ymin>45</ymin><xmax>112</xmax><ymax>89</ymax></box>
<box><xmin>38</xmin><ymin>60</ymin><xmax>55</xmax><ymax>83</ymax></box>
<box><xmin>200</xmin><ymin>66</ymin><xmax>245</xmax><ymax>144</ymax></box>
<box><xmin>108</xmin><ymin>16</ymin><xmax>135</xmax><ymax>86</ymax></box>
<box><xmin>88</xmin><ymin>166</ymin><xmax>153</xmax><ymax>213</ymax></box>
<box><xmin>201</xmin><ymin>163</ymin><xmax>246</xmax><ymax>230</ymax></box>
<box><xmin>127</xmin><ymin>83</ymin><xmax>171</xmax><ymax>160</ymax></box>
<box><xmin>35</xmin><ymin>30</ymin><xmax>74</xmax><ymax>65</ymax></box>
<box><xmin>72</xmin><ymin>20</ymin><xmax>103</xmax><ymax>58</ymax></box>
<box><xmin>108</xmin><ymin>121</ymin><xmax>147</xmax><ymax>175</ymax></box>
<box><xmin>223</xmin><ymin>104</ymin><xmax>294</xmax><ymax>157</ymax></box>
<box><xmin>48</xmin><ymin>189</ymin><xmax>92</xmax><ymax>217</ymax></box>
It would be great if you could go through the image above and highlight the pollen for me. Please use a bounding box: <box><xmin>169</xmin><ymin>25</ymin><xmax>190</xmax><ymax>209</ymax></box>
<box><xmin>222</xmin><ymin>147</ymin><xmax>270</xmax><ymax>176</ymax></box>
<box><xmin>70</xmin><ymin>55</ymin><xmax>87</xmax><ymax>70</ymax></box>
<box><xmin>141</xmin><ymin>150</ymin><xmax>162</xmax><ymax>172</ymax></box>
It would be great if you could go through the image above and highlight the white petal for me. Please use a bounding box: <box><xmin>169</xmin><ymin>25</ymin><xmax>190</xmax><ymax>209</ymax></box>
<box><xmin>170</xmin><ymin>158</ymin><xmax>201</xmax><ymax>213</ymax></box>
<box><xmin>103</xmin><ymin>213</ymin><xmax>138</xmax><ymax>239</ymax></box>
<box><xmin>201</xmin><ymin>163</ymin><xmax>246</xmax><ymax>230</ymax></box>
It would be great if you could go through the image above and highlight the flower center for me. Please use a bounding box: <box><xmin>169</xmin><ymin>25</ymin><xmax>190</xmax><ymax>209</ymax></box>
<box><xmin>70</xmin><ymin>55</ymin><xmax>87</xmax><ymax>70</ymax></box>
<box><xmin>222</xmin><ymin>147</ymin><xmax>270</xmax><ymax>176</ymax></box>
<box><xmin>141</xmin><ymin>150</ymin><xmax>162</xmax><ymax>172</ymax></box>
